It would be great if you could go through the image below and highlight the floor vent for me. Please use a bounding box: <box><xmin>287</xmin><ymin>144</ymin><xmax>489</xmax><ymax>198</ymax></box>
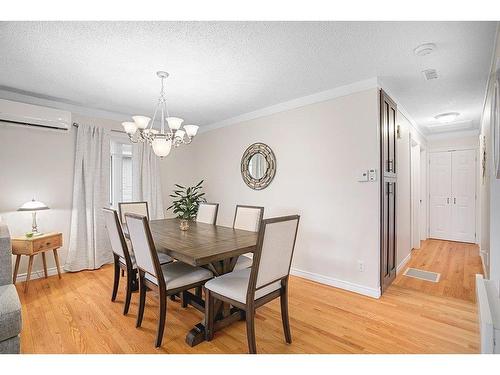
<box><xmin>403</xmin><ymin>268</ymin><xmax>441</xmax><ymax>283</ymax></box>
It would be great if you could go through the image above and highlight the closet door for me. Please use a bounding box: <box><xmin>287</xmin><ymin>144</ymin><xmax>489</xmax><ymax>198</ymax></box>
<box><xmin>429</xmin><ymin>152</ymin><xmax>452</xmax><ymax>240</ymax></box>
<box><xmin>451</xmin><ymin>150</ymin><xmax>476</xmax><ymax>242</ymax></box>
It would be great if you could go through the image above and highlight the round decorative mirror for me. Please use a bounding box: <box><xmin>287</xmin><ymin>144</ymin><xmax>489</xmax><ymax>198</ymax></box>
<box><xmin>241</xmin><ymin>143</ymin><xmax>276</xmax><ymax>190</ymax></box>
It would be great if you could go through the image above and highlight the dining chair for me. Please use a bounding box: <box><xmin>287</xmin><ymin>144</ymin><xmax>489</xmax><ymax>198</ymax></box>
<box><xmin>232</xmin><ymin>205</ymin><xmax>264</xmax><ymax>271</ymax></box>
<box><xmin>119</xmin><ymin>201</ymin><xmax>172</xmax><ymax>265</ymax></box>
<box><xmin>196</xmin><ymin>202</ymin><xmax>219</xmax><ymax>225</ymax></box>
<box><xmin>204</xmin><ymin>214</ymin><xmax>300</xmax><ymax>354</ymax></box>
<box><xmin>125</xmin><ymin>213</ymin><xmax>214</xmax><ymax>348</ymax></box>
<box><xmin>102</xmin><ymin>208</ymin><xmax>137</xmax><ymax>315</ymax></box>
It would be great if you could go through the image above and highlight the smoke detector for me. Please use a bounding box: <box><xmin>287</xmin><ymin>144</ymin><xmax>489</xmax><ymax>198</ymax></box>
<box><xmin>422</xmin><ymin>69</ymin><xmax>439</xmax><ymax>80</ymax></box>
<box><xmin>414</xmin><ymin>43</ymin><xmax>436</xmax><ymax>56</ymax></box>
<box><xmin>434</xmin><ymin>112</ymin><xmax>460</xmax><ymax>123</ymax></box>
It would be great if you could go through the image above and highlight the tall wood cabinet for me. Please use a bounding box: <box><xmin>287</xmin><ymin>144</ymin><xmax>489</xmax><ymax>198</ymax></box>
<box><xmin>380</xmin><ymin>90</ymin><xmax>397</xmax><ymax>293</ymax></box>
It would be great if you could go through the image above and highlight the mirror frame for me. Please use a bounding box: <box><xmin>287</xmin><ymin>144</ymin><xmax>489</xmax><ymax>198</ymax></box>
<box><xmin>240</xmin><ymin>142</ymin><xmax>276</xmax><ymax>190</ymax></box>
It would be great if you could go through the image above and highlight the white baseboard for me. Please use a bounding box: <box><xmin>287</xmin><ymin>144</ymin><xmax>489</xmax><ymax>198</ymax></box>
<box><xmin>290</xmin><ymin>267</ymin><xmax>381</xmax><ymax>299</ymax></box>
<box><xmin>15</xmin><ymin>266</ymin><xmax>64</xmax><ymax>282</ymax></box>
<box><xmin>396</xmin><ymin>252</ymin><xmax>412</xmax><ymax>274</ymax></box>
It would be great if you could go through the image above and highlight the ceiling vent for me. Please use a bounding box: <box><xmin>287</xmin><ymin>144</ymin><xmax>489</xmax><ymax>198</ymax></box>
<box><xmin>422</xmin><ymin>69</ymin><xmax>438</xmax><ymax>81</ymax></box>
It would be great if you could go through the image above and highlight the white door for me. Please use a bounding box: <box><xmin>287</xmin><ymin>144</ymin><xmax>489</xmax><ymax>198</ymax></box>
<box><xmin>411</xmin><ymin>144</ymin><xmax>421</xmax><ymax>249</ymax></box>
<box><xmin>451</xmin><ymin>150</ymin><xmax>476</xmax><ymax>242</ymax></box>
<box><xmin>429</xmin><ymin>152</ymin><xmax>452</xmax><ymax>240</ymax></box>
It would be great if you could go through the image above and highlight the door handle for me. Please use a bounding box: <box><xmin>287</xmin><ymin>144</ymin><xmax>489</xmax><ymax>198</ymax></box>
<box><xmin>454</xmin><ymin>197</ymin><xmax>456</xmax><ymax>204</ymax></box>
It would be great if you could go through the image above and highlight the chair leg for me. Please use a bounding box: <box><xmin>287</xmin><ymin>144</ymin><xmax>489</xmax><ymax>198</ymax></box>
<box><xmin>123</xmin><ymin>268</ymin><xmax>133</xmax><ymax>315</ymax></box>
<box><xmin>121</xmin><ymin>269</ymin><xmax>125</xmax><ymax>277</ymax></box>
<box><xmin>181</xmin><ymin>290</ymin><xmax>188</xmax><ymax>308</ymax></box>
<box><xmin>280</xmin><ymin>284</ymin><xmax>292</xmax><ymax>344</ymax></box>
<box><xmin>195</xmin><ymin>286</ymin><xmax>202</xmax><ymax>298</ymax></box>
<box><xmin>155</xmin><ymin>292</ymin><xmax>167</xmax><ymax>348</ymax></box>
<box><xmin>136</xmin><ymin>275</ymin><xmax>146</xmax><ymax>328</ymax></box>
<box><xmin>246</xmin><ymin>306</ymin><xmax>257</xmax><ymax>354</ymax></box>
<box><xmin>205</xmin><ymin>289</ymin><xmax>215</xmax><ymax>341</ymax></box>
<box><xmin>111</xmin><ymin>258</ymin><xmax>120</xmax><ymax>302</ymax></box>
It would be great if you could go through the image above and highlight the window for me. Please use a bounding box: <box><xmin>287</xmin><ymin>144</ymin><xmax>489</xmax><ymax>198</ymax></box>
<box><xmin>110</xmin><ymin>140</ymin><xmax>133</xmax><ymax>208</ymax></box>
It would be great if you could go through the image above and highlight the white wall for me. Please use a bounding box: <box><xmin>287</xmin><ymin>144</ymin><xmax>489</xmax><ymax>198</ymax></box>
<box><xmin>428</xmin><ymin>134</ymin><xmax>479</xmax><ymax>151</ymax></box>
<box><xmin>0</xmin><ymin>113</ymin><xmax>122</xmax><ymax>278</ymax></box>
<box><xmin>161</xmin><ymin>88</ymin><xmax>382</xmax><ymax>297</ymax></box>
<box><xmin>480</xmin><ymin>25</ymin><xmax>500</xmax><ymax>280</ymax></box>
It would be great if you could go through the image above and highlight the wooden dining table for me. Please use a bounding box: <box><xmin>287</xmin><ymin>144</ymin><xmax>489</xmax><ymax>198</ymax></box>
<box><xmin>146</xmin><ymin>218</ymin><xmax>258</xmax><ymax>346</ymax></box>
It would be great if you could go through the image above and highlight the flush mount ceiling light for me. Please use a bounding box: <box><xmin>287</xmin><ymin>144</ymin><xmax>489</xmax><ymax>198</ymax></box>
<box><xmin>414</xmin><ymin>43</ymin><xmax>436</xmax><ymax>56</ymax></box>
<box><xmin>434</xmin><ymin>112</ymin><xmax>460</xmax><ymax>123</ymax></box>
<box><xmin>122</xmin><ymin>71</ymin><xmax>199</xmax><ymax>159</ymax></box>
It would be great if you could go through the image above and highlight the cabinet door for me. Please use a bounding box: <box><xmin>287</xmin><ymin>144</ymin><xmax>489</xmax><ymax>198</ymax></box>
<box><xmin>451</xmin><ymin>150</ymin><xmax>476</xmax><ymax>242</ymax></box>
<box><xmin>429</xmin><ymin>152</ymin><xmax>452</xmax><ymax>240</ymax></box>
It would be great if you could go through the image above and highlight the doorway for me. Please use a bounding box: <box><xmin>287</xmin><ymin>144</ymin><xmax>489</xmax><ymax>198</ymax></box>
<box><xmin>410</xmin><ymin>139</ymin><xmax>421</xmax><ymax>250</ymax></box>
<box><xmin>429</xmin><ymin>149</ymin><xmax>477</xmax><ymax>242</ymax></box>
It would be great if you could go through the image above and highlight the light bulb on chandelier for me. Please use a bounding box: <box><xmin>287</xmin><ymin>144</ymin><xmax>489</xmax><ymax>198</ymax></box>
<box><xmin>122</xmin><ymin>71</ymin><xmax>199</xmax><ymax>158</ymax></box>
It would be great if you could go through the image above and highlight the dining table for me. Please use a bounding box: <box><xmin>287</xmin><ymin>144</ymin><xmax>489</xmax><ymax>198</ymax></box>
<box><xmin>142</xmin><ymin>218</ymin><xmax>258</xmax><ymax>346</ymax></box>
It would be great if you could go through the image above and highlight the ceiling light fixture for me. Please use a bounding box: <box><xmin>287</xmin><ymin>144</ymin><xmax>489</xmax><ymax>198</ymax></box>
<box><xmin>414</xmin><ymin>43</ymin><xmax>436</xmax><ymax>56</ymax></box>
<box><xmin>122</xmin><ymin>71</ymin><xmax>199</xmax><ymax>158</ymax></box>
<box><xmin>434</xmin><ymin>112</ymin><xmax>460</xmax><ymax>123</ymax></box>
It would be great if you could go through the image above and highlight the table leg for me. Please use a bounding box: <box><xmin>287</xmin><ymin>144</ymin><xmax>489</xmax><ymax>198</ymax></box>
<box><xmin>185</xmin><ymin>257</ymin><xmax>243</xmax><ymax>347</ymax></box>
<box><xmin>24</xmin><ymin>255</ymin><xmax>34</xmax><ymax>293</ymax></box>
<box><xmin>53</xmin><ymin>249</ymin><xmax>62</xmax><ymax>279</ymax></box>
<box><xmin>41</xmin><ymin>252</ymin><xmax>48</xmax><ymax>278</ymax></box>
<box><xmin>13</xmin><ymin>255</ymin><xmax>21</xmax><ymax>284</ymax></box>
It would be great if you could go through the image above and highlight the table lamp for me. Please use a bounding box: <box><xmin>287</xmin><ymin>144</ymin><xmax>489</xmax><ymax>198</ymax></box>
<box><xmin>18</xmin><ymin>198</ymin><xmax>49</xmax><ymax>235</ymax></box>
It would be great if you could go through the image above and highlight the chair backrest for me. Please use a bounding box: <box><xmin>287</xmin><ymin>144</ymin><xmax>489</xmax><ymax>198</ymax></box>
<box><xmin>248</xmin><ymin>215</ymin><xmax>300</xmax><ymax>294</ymax></box>
<box><xmin>125</xmin><ymin>213</ymin><xmax>162</xmax><ymax>282</ymax></box>
<box><xmin>103</xmin><ymin>208</ymin><xmax>131</xmax><ymax>265</ymax></box>
<box><xmin>118</xmin><ymin>201</ymin><xmax>149</xmax><ymax>224</ymax></box>
<box><xmin>196</xmin><ymin>203</ymin><xmax>219</xmax><ymax>225</ymax></box>
<box><xmin>233</xmin><ymin>205</ymin><xmax>264</xmax><ymax>232</ymax></box>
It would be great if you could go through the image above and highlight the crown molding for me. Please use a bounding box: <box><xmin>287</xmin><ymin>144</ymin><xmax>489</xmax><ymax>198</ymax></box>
<box><xmin>200</xmin><ymin>77</ymin><xmax>380</xmax><ymax>133</ymax></box>
<box><xmin>0</xmin><ymin>88</ymin><xmax>129</xmax><ymax>123</ymax></box>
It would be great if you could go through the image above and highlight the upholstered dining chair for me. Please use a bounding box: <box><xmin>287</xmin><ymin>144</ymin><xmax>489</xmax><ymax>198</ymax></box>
<box><xmin>232</xmin><ymin>205</ymin><xmax>264</xmax><ymax>271</ymax></box>
<box><xmin>119</xmin><ymin>201</ymin><xmax>172</xmax><ymax>265</ymax></box>
<box><xmin>196</xmin><ymin>202</ymin><xmax>219</xmax><ymax>225</ymax></box>
<box><xmin>102</xmin><ymin>208</ymin><xmax>137</xmax><ymax>315</ymax></box>
<box><xmin>125</xmin><ymin>213</ymin><xmax>214</xmax><ymax>348</ymax></box>
<box><xmin>204</xmin><ymin>215</ymin><xmax>300</xmax><ymax>354</ymax></box>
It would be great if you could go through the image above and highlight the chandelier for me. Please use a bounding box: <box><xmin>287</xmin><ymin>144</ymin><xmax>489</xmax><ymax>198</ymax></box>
<box><xmin>121</xmin><ymin>71</ymin><xmax>199</xmax><ymax>158</ymax></box>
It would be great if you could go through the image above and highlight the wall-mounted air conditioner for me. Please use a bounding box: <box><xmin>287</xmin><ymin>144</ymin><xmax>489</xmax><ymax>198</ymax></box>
<box><xmin>0</xmin><ymin>98</ymin><xmax>71</xmax><ymax>130</ymax></box>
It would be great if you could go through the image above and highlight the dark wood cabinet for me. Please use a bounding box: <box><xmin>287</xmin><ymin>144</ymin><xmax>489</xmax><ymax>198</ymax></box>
<box><xmin>380</xmin><ymin>90</ymin><xmax>397</xmax><ymax>293</ymax></box>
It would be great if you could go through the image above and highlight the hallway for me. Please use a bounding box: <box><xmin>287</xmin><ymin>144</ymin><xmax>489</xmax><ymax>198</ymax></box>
<box><xmin>393</xmin><ymin>239</ymin><xmax>484</xmax><ymax>302</ymax></box>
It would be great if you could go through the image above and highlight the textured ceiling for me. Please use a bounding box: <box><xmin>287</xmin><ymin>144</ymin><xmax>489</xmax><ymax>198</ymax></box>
<box><xmin>0</xmin><ymin>21</ymin><xmax>496</xmax><ymax>133</ymax></box>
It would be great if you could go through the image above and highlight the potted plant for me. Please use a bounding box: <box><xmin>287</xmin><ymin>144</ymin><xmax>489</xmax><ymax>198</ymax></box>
<box><xmin>167</xmin><ymin>180</ymin><xmax>206</xmax><ymax>230</ymax></box>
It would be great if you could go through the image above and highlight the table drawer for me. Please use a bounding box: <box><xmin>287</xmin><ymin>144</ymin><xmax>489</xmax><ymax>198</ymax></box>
<box><xmin>33</xmin><ymin>235</ymin><xmax>62</xmax><ymax>253</ymax></box>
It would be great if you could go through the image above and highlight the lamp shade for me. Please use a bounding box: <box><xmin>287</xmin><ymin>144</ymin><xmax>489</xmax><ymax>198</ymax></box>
<box><xmin>175</xmin><ymin>129</ymin><xmax>186</xmax><ymax>140</ymax></box>
<box><xmin>132</xmin><ymin>115</ymin><xmax>151</xmax><ymax>129</ymax></box>
<box><xmin>122</xmin><ymin>121</ymin><xmax>137</xmax><ymax>134</ymax></box>
<box><xmin>18</xmin><ymin>199</ymin><xmax>49</xmax><ymax>211</ymax></box>
<box><xmin>183</xmin><ymin>125</ymin><xmax>199</xmax><ymax>137</ymax></box>
<box><xmin>151</xmin><ymin>137</ymin><xmax>172</xmax><ymax>158</ymax></box>
<box><xmin>166</xmin><ymin>117</ymin><xmax>184</xmax><ymax>130</ymax></box>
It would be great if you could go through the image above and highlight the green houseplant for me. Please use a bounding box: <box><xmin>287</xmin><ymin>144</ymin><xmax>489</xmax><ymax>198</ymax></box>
<box><xmin>167</xmin><ymin>180</ymin><xmax>206</xmax><ymax>230</ymax></box>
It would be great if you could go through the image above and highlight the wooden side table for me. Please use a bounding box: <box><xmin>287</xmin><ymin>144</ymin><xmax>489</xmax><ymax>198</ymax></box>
<box><xmin>11</xmin><ymin>232</ymin><xmax>63</xmax><ymax>292</ymax></box>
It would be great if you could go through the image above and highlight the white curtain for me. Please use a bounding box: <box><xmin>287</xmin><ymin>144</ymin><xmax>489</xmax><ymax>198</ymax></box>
<box><xmin>132</xmin><ymin>142</ymin><xmax>165</xmax><ymax>219</ymax></box>
<box><xmin>64</xmin><ymin>123</ymin><xmax>113</xmax><ymax>272</ymax></box>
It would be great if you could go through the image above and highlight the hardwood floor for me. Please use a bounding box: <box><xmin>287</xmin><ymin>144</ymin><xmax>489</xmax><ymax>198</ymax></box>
<box><xmin>16</xmin><ymin>239</ymin><xmax>481</xmax><ymax>354</ymax></box>
<box><xmin>393</xmin><ymin>239</ymin><xmax>483</xmax><ymax>302</ymax></box>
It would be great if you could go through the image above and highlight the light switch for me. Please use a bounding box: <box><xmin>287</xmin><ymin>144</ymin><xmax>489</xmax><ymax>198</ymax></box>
<box><xmin>358</xmin><ymin>171</ymin><xmax>369</xmax><ymax>182</ymax></box>
<box><xmin>368</xmin><ymin>169</ymin><xmax>377</xmax><ymax>181</ymax></box>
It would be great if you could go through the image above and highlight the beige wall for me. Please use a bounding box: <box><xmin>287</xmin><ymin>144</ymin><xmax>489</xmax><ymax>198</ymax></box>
<box><xmin>0</xmin><ymin>113</ymin><xmax>122</xmax><ymax>278</ymax></box>
<box><xmin>161</xmin><ymin>88</ymin><xmax>382</xmax><ymax>297</ymax></box>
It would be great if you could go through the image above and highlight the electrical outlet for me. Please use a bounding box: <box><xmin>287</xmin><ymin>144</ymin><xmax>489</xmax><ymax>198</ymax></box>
<box><xmin>357</xmin><ymin>260</ymin><xmax>365</xmax><ymax>272</ymax></box>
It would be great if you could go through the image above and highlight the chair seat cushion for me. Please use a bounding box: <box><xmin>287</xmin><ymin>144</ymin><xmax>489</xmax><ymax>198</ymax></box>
<box><xmin>0</xmin><ymin>285</ymin><xmax>22</xmax><ymax>342</ymax></box>
<box><xmin>204</xmin><ymin>268</ymin><xmax>281</xmax><ymax>304</ymax></box>
<box><xmin>145</xmin><ymin>262</ymin><xmax>213</xmax><ymax>291</ymax></box>
<box><xmin>233</xmin><ymin>254</ymin><xmax>253</xmax><ymax>271</ymax></box>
